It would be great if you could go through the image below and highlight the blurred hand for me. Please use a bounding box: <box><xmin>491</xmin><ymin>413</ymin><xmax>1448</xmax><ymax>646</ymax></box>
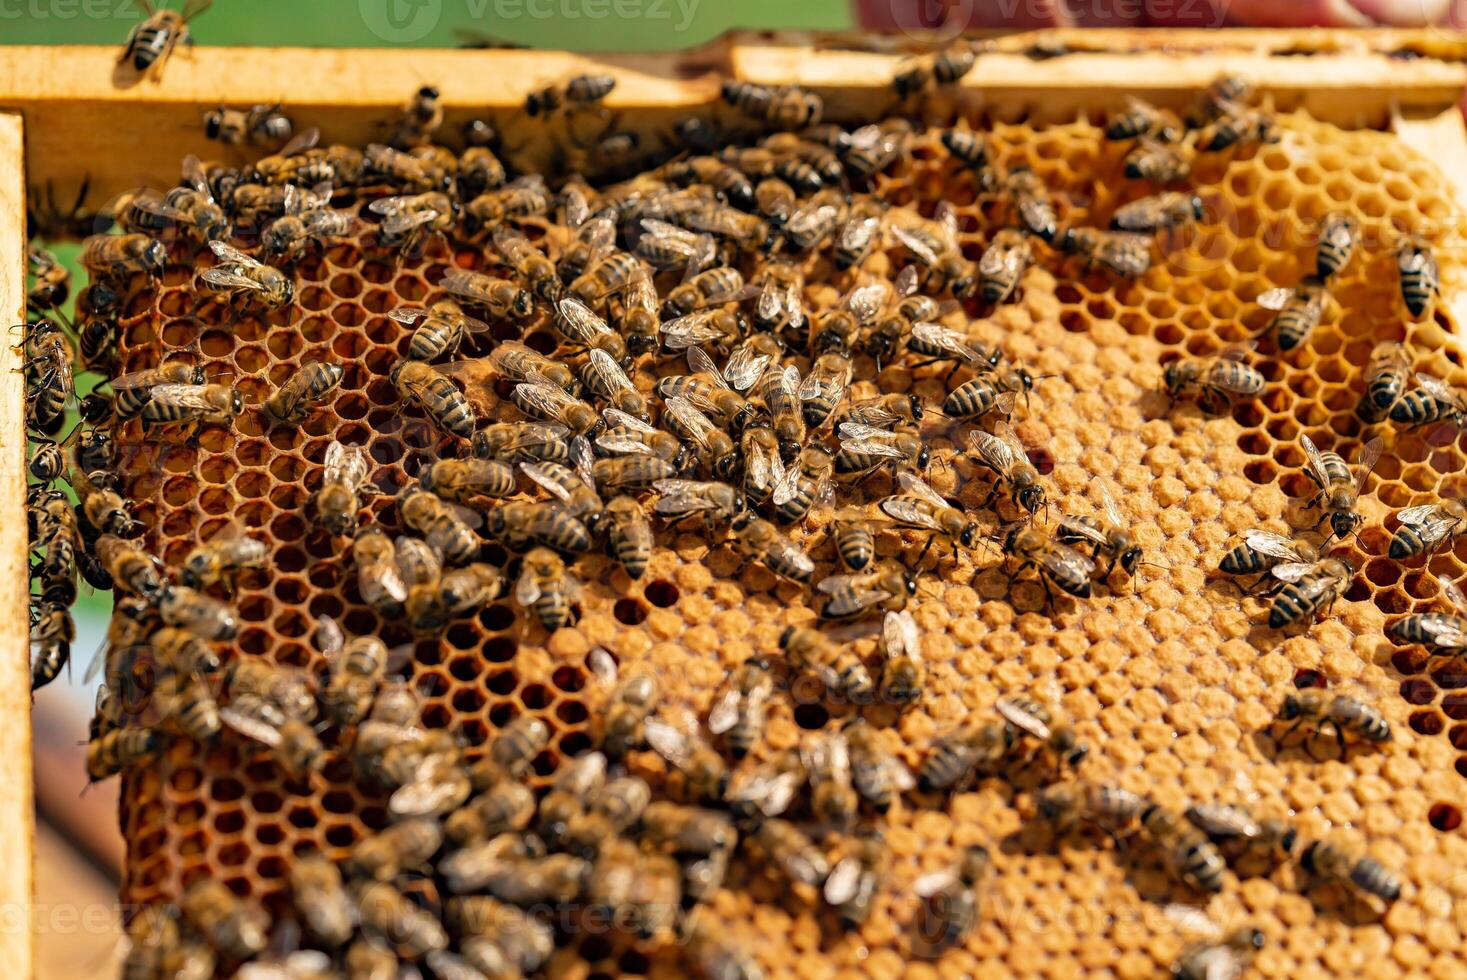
<box><xmin>855</xmin><ymin>0</ymin><xmax>1463</xmax><ymax>30</ymax></box>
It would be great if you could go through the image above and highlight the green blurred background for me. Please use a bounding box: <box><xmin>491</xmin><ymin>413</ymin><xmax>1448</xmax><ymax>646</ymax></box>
<box><xmin>1</xmin><ymin>0</ymin><xmax>852</xmax><ymax>51</ymax></box>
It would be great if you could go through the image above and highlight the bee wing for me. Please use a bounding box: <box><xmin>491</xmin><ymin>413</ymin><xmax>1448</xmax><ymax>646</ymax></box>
<box><xmin>883</xmin><ymin>609</ymin><xmax>920</xmax><ymax>661</ymax></box>
<box><xmin>1185</xmin><ymin>803</ymin><xmax>1261</xmax><ymax>839</ymax></box>
<box><xmin>514</xmin><ymin>569</ymin><xmax>542</xmax><ymax>605</ymax></box>
<box><xmin>767</xmin><ymin>534</ymin><xmax>816</xmax><ymax>579</ymax></box>
<box><xmin>643</xmin><ymin>717</ymin><xmax>692</xmax><ymax>768</ymax></box>
<box><xmin>995</xmin><ymin>696</ymin><xmax>1052</xmax><ymax>740</ymax></box>
<box><xmin>894</xmin><ymin>263</ymin><xmax>920</xmax><ymax>297</ymax></box>
<box><xmin>110</xmin><ymin>368</ymin><xmax>168</xmax><ymax>390</ymax></box>
<box><xmin>895</xmin><ymin>470</ymin><xmax>948</xmax><ymax>509</ymax></box>
<box><xmin>1242</xmin><ymin>529</ymin><xmax>1304</xmax><ymax>560</ymax></box>
<box><xmin>180</xmin><ymin>154</ymin><xmax>213</xmax><ymax>199</ymax></box>
<box><xmin>664</xmin><ymin>396</ymin><xmax>720</xmax><ymax>451</ymax></box>
<box><xmin>386</xmin><ymin>307</ymin><xmax>428</xmax><ymax>326</ymax></box>
<box><xmin>1097</xmin><ymin>482</ymin><xmax>1125</xmax><ymax>530</ymax></box>
<box><xmin>372</xmin><ymin>561</ymin><xmax>409</xmax><ymax>603</ymax></box>
<box><xmin>707</xmin><ymin>687</ymin><xmax>741</xmax><ymax>735</ymax></box>
<box><xmin>913</xmin><ymin>870</ymin><xmax>957</xmax><ymax>898</ymax></box>
<box><xmin>844</xmin><ymin>283</ymin><xmax>889</xmax><ymax>324</ymax></box>
<box><xmin>587</xmin><ymin>647</ymin><xmax>618</xmax><ymax>685</ymax></box>
<box><xmin>200</xmin><ymin>267</ymin><xmax>267</xmax><ymax>293</ymax></box>
<box><xmin>1443</xmin><ymin>577</ymin><xmax>1467</xmax><ymax>617</ymax></box>
<box><xmin>966</xmin><ymin>428</ymin><xmax>1020</xmax><ymax>472</ymax></box>
<box><xmin>910</xmin><ymin>321</ymin><xmax>983</xmax><ymax>363</ymax></box>
<box><xmin>1414</xmin><ymin>373</ymin><xmax>1467</xmax><ymax>411</ymax></box>
<box><xmin>208</xmin><ymin>240</ymin><xmax>260</xmax><ymax>268</ymax></box>
<box><xmin>685</xmin><ymin>346</ymin><xmax>731</xmax><ymax>390</ymax></box>
<box><xmin>771</xmin><ymin>462</ymin><xmax>804</xmax><ymax>506</ymax></box>
<box><xmin>725</xmin><ymin>343</ymin><xmax>776</xmax><ymax>393</ymax></box>
<box><xmin>1300</xmin><ymin>434</ymin><xmax>1332</xmax><ymax>490</ymax></box>
<box><xmin>839</xmin><ymin>214</ymin><xmax>882</xmax><ymax>253</ymax></box>
<box><xmin>1397</xmin><ymin>503</ymin><xmax>1453</xmax><ymax>531</ymax></box>
<box><xmin>1402</xmin><ymin>246</ymin><xmax>1440</xmax><ymax>280</ymax></box>
<box><xmin>602</xmin><ymin>408</ymin><xmax>654</xmax><ymax>434</ymax></box>
<box><xmin>824</xmin><ymin>856</ymin><xmax>862</xmax><ymax>905</ymax></box>
<box><xmin>730</xmin><ymin>768</ymin><xmax>801</xmax><ymax>817</ymax></box>
<box><xmin>747</xmin><ymin>441</ymin><xmax>783</xmax><ymax>493</ymax></box>
<box><xmin>301</xmin><ymin>208</ymin><xmax>355</xmax><ymax>237</ymax></box>
<box><xmin>147</xmin><ymin>384</ymin><xmax>218</xmax><ymax>412</ymax></box>
<box><xmin>382</xmin><ymin>207</ymin><xmax>441</xmax><ymax>238</ymax></box>
<box><xmin>324</xmin><ymin>441</ymin><xmax>371</xmax><ymax>489</ymax></box>
<box><xmin>519</xmin><ymin>461</ymin><xmax>573</xmax><ymax>505</ymax></box>
<box><xmin>279</xmin><ymin>126</ymin><xmax>320</xmax><ymax>156</ymax></box>
<box><xmin>315</xmin><ymin>615</ymin><xmax>344</xmax><ymax>659</ymax></box>
<box><xmin>440</xmin><ymin>269</ymin><xmax>505</xmax><ymax>305</ymax></box>
<box><xmin>1354</xmin><ymin>437</ymin><xmax>1384</xmax><ymax>493</ymax></box>
<box><xmin>219</xmin><ymin>708</ymin><xmax>283</xmax><ymax>748</ymax></box>
<box><xmin>661</xmin><ymin>311</ymin><xmax>729</xmax><ymax>350</ymax></box>
<box><xmin>1058</xmin><ymin>514</ymin><xmax>1109</xmax><ymax>548</ymax></box>
<box><xmin>513</xmin><ymin>381</ymin><xmax>576</xmax><ymax>418</ymax></box>
<box><xmin>1270</xmin><ymin>561</ymin><xmax>1317</xmax><ymax>583</ymax></box>
<box><xmin>1161</xmin><ymin>903</ymin><xmax>1221</xmax><ymax>939</ymax></box>
<box><xmin>838</xmin><ymin>422</ymin><xmax>901</xmax><ymax>457</ymax></box>
<box><xmin>890</xmin><ymin>224</ymin><xmax>941</xmax><ymax>266</ymax></box>
<box><xmin>878</xmin><ymin>496</ymin><xmax>944</xmax><ymax>531</ymax></box>
<box><xmin>1043</xmin><ymin>540</ymin><xmax>1096</xmax><ymax>580</ymax></box>
<box><xmin>587</xmin><ymin>348</ymin><xmax>635</xmax><ymax>396</ymax></box>
<box><xmin>557</xmin><ymin>297</ymin><xmax>613</xmax><ymax>344</ymax></box>
<box><xmin>816</xmin><ymin>573</ymin><xmax>859</xmax><ymax>595</ymax></box>
<box><xmin>128</xmin><ymin>191</ymin><xmax>189</xmax><ymax>223</ymax></box>
<box><xmin>1258</xmin><ymin>286</ymin><xmax>1301</xmax><ymax>312</ymax></box>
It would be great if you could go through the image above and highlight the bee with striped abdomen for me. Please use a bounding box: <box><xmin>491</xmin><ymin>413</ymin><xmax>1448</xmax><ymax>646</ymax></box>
<box><xmin>1298</xmin><ymin>433</ymin><xmax>1382</xmax><ymax>542</ymax></box>
<box><xmin>1218</xmin><ymin>529</ymin><xmax>1319</xmax><ymax>588</ymax></box>
<box><xmin>1123</xmin><ymin>136</ymin><xmax>1192</xmax><ymax>182</ymax></box>
<box><xmin>1002</xmin><ymin>525</ymin><xmax>1094</xmax><ymax>602</ymax></box>
<box><xmin>1162</xmin><ymin>347</ymin><xmax>1265</xmax><ymax>412</ymax></box>
<box><xmin>1264</xmin><ymin>556</ymin><xmax>1354</xmax><ymax>630</ymax></box>
<box><xmin>730</xmin><ymin>511</ymin><xmax>815</xmax><ymax>583</ymax></box>
<box><xmin>1197</xmin><ymin>100</ymin><xmax>1278</xmax><ymax>151</ymax></box>
<box><xmin>707</xmin><ymin>658</ymin><xmax>773</xmax><ymax>759</ymax></box>
<box><xmin>119</xmin><ymin>0</ymin><xmax>211</xmax><ymax>79</ymax></box>
<box><xmin>309</xmin><ymin>441</ymin><xmax>372</xmax><ymax>537</ymax></box>
<box><xmin>1296</xmin><ymin>838</ymin><xmax>1401</xmax><ymax>902</ymax></box>
<box><xmin>262</xmin><ymin>361</ymin><xmax>343</xmax><ymax>426</ymax></box>
<box><xmin>199</xmin><ymin>240</ymin><xmax>293</xmax><ymax>310</ymax></box>
<box><xmin>139</xmin><ymin>382</ymin><xmax>242</xmax><ymax>431</ymax></box>
<box><xmin>1390</xmin><ymin>372</ymin><xmax>1467</xmax><ymax>430</ymax></box>
<box><xmin>1358</xmin><ymin>341</ymin><xmax>1411</xmax><ymax>423</ymax></box>
<box><xmin>514</xmin><ymin>547</ymin><xmax>577</xmax><ymax>631</ymax></box>
<box><xmin>1057</xmin><ymin>481</ymin><xmax>1148</xmax><ymax>580</ymax></box>
<box><xmin>830</xmin><ymin>514</ymin><xmax>875</xmax><ymax>572</ymax></box>
<box><xmin>1036</xmin><ymin>781</ymin><xmax>1146</xmax><ymax>832</ymax></box>
<box><xmin>1140</xmin><ymin>802</ymin><xmax>1227</xmax><ymax>892</ymax></box>
<box><xmin>526</xmin><ymin>73</ymin><xmax>616</xmax><ymax>117</ymax></box>
<box><xmin>817</xmin><ymin>562</ymin><xmax>918</xmax><ymax>621</ymax></box>
<box><xmin>1110</xmin><ymin>191</ymin><xmax>1202</xmax><ymax>232</ymax></box>
<box><xmin>913</xmin><ymin>845</ymin><xmax>991</xmax><ymax>951</ymax></box>
<box><xmin>1387</xmin><ymin>575</ymin><xmax>1467</xmax><ymax>655</ymax></box>
<box><xmin>440</xmin><ymin>268</ymin><xmax>535</xmax><ymax>321</ymax></box>
<box><xmin>601</xmin><ymin>495</ymin><xmax>652</xmax><ymax>581</ymax></box>
<box><xmin>877</xmin><ymin>470</ymin><xmax>979</xmax><ymax>566</ymax></box>
<box><xmin>1389</xmin><ymin>496</ymin><xmax>1467</xmax><ymax>560</ymax></box>
<box><xmin>1316</xmin><ymin>212</ymin><xmax>1359</xmax><ymax>280</ymax></box>
<box><xmin>1105</xmin><ymin>96</ymin><xmax>1182</xmax><ymax>142</ymax></box>
<box><xmin>835</xmin><ymin>423</ymin><xmax>930</xmax><ymax>481</ymax></box>
<box><xmin>943</xmin><ymin>366</ymin><xmax>1034</xmax><ymax>422</ymax></box>
<box><xmin>1058</xmin><ymin>226</ymin><xmax>1153</xmax><ymax>278</ymax></box>
<box><xmin>1184</xmin><ymin>802</ymin><xmax>1297</xmax><ymax>866</ymax></box>
<box><xmin>81</xmin><ymin>233</ymin><xmax>166</xmax><ymax>282</ymax></box>
<box><xmin>1259</xmin><ymin>278</ymin><xmax>1328</xmax><ymax>352</ymax></box>
<box><xmin>1396</xmin><ymin>235</ymin><xmax>1439</xmax><ymax>317</ymax></box>
<box><xmin>1274</xmin><ymin>687</ymin><xmax>1391</xmax><ymax>759</ymax></box>
<box><xmin>978</xmin><ymin>228</ymin><xmax>1031</xmax><ymax>305</ymax></box>
<box><xmin>204</xmin><ymin>102</ymin><xmax>292</xmax><ymax>148</ymax></box>
<box><xmin>771</xmin><ymin>445</ymin><xmax>834</xmax><ymax>525</ymax></box>
<box><xmin>967</xmin><ymin>421</ymin><xmax>1046</xmax><ymax>516</ymax></box>
<box><xmin>1169</xmin><ymin>910</ymin><xmax>1266</xmax><ymax>980</ymax></box>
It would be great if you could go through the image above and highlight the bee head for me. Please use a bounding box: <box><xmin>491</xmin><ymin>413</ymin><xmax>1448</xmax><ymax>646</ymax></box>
<box><xmin>901</xmin><ymin>570</ymin><xmax>918</xmax><ymax>597</ymax></box>
<box><xmin>511</xmin><ymin>291</ymin><xmax>535</xmax><ymax>320</ymax></box>
<box><xmin>916</xmin><ymin>446</ymin><xmax>931</xmax><ymax>470</ymax></box>
<box><xmin>777</xmin><ymin>625</ymin><xmax>796</xmax><ymax>649</ymax></box>
<box><xmin>1279</xmin><ymin>694</ymin><xmax>1304</xmax><ymax>721</ymax></box>
<box><xmin>626</xmin><ymin>332</ymin><xmax>658</xmax><ymax>356</ymax></box>
<box><xmin>1161</xmin><ymin>362</ymin><xmax>1180</xmax><ymax>393</ymax></box>
<box><xmin>1189</xmin><ymin>195</ymin><xmax>1205</xmax><ymax>220</ymax></box>
<box><xmin>730</xmin><ymin>510</ymin><xmax>756</xmax><ymax>533</ymax></box>
<box><xmin>1011</xmin><ymin>367</ymin><xmax>1035</xmax><ymax>392</ymax></box>
<box><xmin>141</xmin><ymin>240</ymin><xmax>167</xmax><ymax>274</ymax></box>
<box><xmin>1018</xmin><ymin>485</ymin><xmax>1046</xmax><ymax>514</ymax></box>
<box><xmin>1120</xmin><ymin>546</ymin><xmax>1144</xmax><ymax>575</ymax></box>
<box><xmin>959</xmin><ymin>522</ymin><xmax>979</xmax><ymax>548</ymax></box>
<box><xmin>1328</xmin><ymin>510</ymin><xmax>1362</xmax><ymax>542</ymax></box>
<box><xmin>417</xmin><ymin>84</ymin><xmax>440</xmax><ymax>102</ymax></box>
<box><xmin>463</xmin><ymin>119</ymin><xmax>498</xmax><ymax>149</ymax></box>
<box><xmin>1055</xmin><ymin>228</ymin><xmax>1079</xmax><ymax>254</ymax></box>
<box><xmin>203</xmin><ymin>109</ymin><xmax>224</xmax><ymax>140</ymax></box>
<box><xmin>1241</xmin><ymin>929</ymin><xmax>1266</xmax><ymax>953</ymax></box>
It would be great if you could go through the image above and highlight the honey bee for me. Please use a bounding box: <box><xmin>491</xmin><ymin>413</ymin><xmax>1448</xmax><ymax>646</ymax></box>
<box><xmin>310</xmin><ymin>441</ymin><xmax>372</xmax><ymax>537</ymax></box>
<box><xmin>889</xmin><ymin>205</ymin><xmax>974</xmax><ymax>298</ymax></box>
<box><xmin>463</xmin><ymin>178</ymin><xmax>553</xmax><ymax>236</ymax></box>
<box><xmin>721</xmin><ymin>80</ymin><xmax>822</xmax><ymax>130</ymax></box>
<box><xmin>1036</xmin><ymin>780</ymin><xmax>1146</xmax><ymax>831</ymax></box>
<box><xmin>261</xmin><ymin>361</ymin><xmax>343</xmax><ymax>426</ymax></box>
<box><xmin>1138</xmin><ymin>803</ymin><xmax>1228</xmax><ymax>892</ymax></box>
<box><xmin>515</xmin><ymin>546</ymin><xmax>577</xmax><ymax>631</ymax></box>
<box><xmin>1274</xmin><ymin>688</ymin><xmax>1391</xmax><ymax>758</ymax></box>
<box><xmin>69</xmin><ymin>464</ymin><xmax>139</xmax><ymax>537</ymax></box>
<box><xmin>80</xmin><ymin>233</ymin><xmax>166</xmax><ymax>281</ymax></box>
<box><xmin>442</xmin><ymin>838</ymin><xmax>584</xmax><ymax>902</ymax></box>
<box><xmin>978</xmin><ymin>228</ymin><xmax>1032</xmax><ymax>305</ymax></box>
<box><xmin>995</xmin><ymin>694</ymin><xmax>1089</xmax><ymax>770</ymax></box>
<box><xmin>353</xmin><ymin>880</ymin><xmax>449</xmax><ymax>958</ymax></box>
<box><xmin>1197</xmin><ymin>101</ymin><xmax>1278</xmax><ymax>151</ymax></box>
<box><xmin>197</xmin><ymin>240</ymin><xmax>293</xmax><ymax>310</ymax></box>
<box><xmin>557</xmin><ymin>297</ymin><xmax>629</xmax><ymax>365</ymax></box>
<box><xmin>1162</xmin><ymin>348</ymin><xmax>1265</xmax><ymax>411</ymax></box>
<box><xmin>1123</xmin><ymin>136</ymin><xmax>1193</xmax><ymax>181</ymax></box>
<box><xmin>526</xmin><ymin>73</ymin><xmax>616</xmax><ymax>117</ymax></box>
<box><xmin>1396</xmin><ymin>235</ymin><xmax>1439</xmax><ymax>317</ymax></box>
<box><xmin>352</xmin><ymin>526</ymin><xmax>407</xmax><ymax>617</ymax></box>
<box><xmin>664</xmin><ymin>156</ymin><xmax>756</xmax><ymax>210</ymax></box>
<box><xmin>287</xmin><ymin>854</ymin><xmax>354</xmax><ymax>949</ymax></box>
<box><xmin>1057</xmin><ymin>481</ymin><xmax>1147</xmax><ymax>579</ymax></box>
<box><xmin>1184</xmin><ymin>803</ymin><xmax>1297</xmax><ymax>865</ymax></box>
<box><xmin>843</xmin><ymin>716</ymin><xmax>914</xmax><ymax>813</ymax></box>
<box><xmin>1387</xmin><ymin>575</ymin><xmax>1467</xmax><ymax>654</ymax></box>
<box><xmin>522</xmin><ymin>458</ymin><xmax>603</xmax><ymax>522</ymax></box>
<box><xmin>967</xmin><ymin>422</ymin><xmax>1046</xmax><ymax>516</ymax></box>
<box><xmin>392</xmin><ymin>359</ymin><xmax>477</xmax><ymax>439</ymax></box>
<box><xmin>511</xmin><ymin>381</ymin><xmax>601</xmax><ymax>437</ymax></box>
<box><xmin>644</xmin><ymin>713</ymin><xmax>729</xmax><ymax>801</ymax></box>
<box><xmin>1265</xmin><ymin>556</ymin><xmax>1354</xmax><ymax>630</ymax></box>
<box><xmin>829</xmin><ymin>514</ymin><xmax>875</xmax><ymax>573</ymax></box>
<box><xmin>596</xmin><ymin>409</ymin><xmax>686</xmax><ymax>468</ymax></box>
<box><xmin>489</xmin><ymin>226</ymin><xmax>559</xmax><ymax>303</ymax></box>
<box><xmin>913</xmin><ymin>845</ymin><xmax>991</xmax><ymax>950</ymax></box>
<box><xmin>348</xmin><ymin>816</ymin><xmax>444</xmax><ymax>882</ymax></box>
<box><xmin>730</xmin><ymin>511</ymin><xmax>816</xmax><ymax>583</ymax></box>
<box><xmin>755</xmin><ymin>818</ymin><xmax>830</xmax><ymax>886</ymax></box>
<box><xmin>419</xmin><ymin>457</ymin><xmax>516</xmax><ymax>506</ymax></box>
<box><xmin>1058</xmin><ymin>226</ymin><xmax>1153</xmax><ymax>278</ymax></box>
<box><xmin>754</xmin><ymin>177</ymin><xmax>797</xmax><ymax>228</ymax></box>
<box><xmin>204</xmin><ymin>102</ymin><xmax>292</xmax><ymax>148</ymax></box>
<box><xmin>1358</xmin><ymin>341</ymin><xmax>1411</xmax><ymax>423</ymax></box>
<box><xmin>717</xmin><ymin>334</ymin><xmax>783</xmax><ymax>396</ymax></box>
<box><xmin>1299</xmin><ymin>434</ymin><xmax>1380</xmax><ymax>542</ymax></box>
<box><xmin>1003</xmin><ymin>168</ymin><xmax>1059</xmax><ymax>241</ymax></box>
<box><xmin>619</xmin><ymin>276</ymin><xmax>663</xmax><ymax>356</ymax></box>
<box><xmin>725</xmin><ymin>747</ymin><xmax>804</xmax><ymax>821</ymax></box>
<box><xmin>471</xmin><ymin>421</ymin><xmax>571</xmax><ymax>468</ymax></box>
<box><xmin>1259</xmin><ymin>277</ymin><xmax>1328</xmax><ymax>352</ymax></box>
<box><xmin>440</xmin><ymin>268</ymin><xmax>535</xmax><ymax>321</ymax></box>
<box><xmin>1110</xmin><ymin>191</ymin><xmax>1203</xmax><ymax>232</ymax></box>
<box><xmin>1296</xmin><ymin>839</ymin><xmax>1401</xmax><ymax>902</ymax></box>
<box><xmin>137</xmin><ymin>381</ymin><xmax>241</xmax><ymax>431</ymax></box>
<box><xmin>27</xmin><ymin>246</ymin><xmax>70</xmax><ymax>312</ymax></box>
<box><xmin>664</xmin><ymin>268</ymin><xmax>748</xmax><ymax>321</ymax></box>
<box><xmin>1104</xmin><ymin>96</ymin><xmax>1183</xmax><ymax>142</ymax></box>
<box><xmin>401</xmin><ymin>488</ymin><xmax>481</xmax><ymax>564</ymax></box>
<box><xmin>180</xmin><ymin>879</ymin><xmax>269</xmax><ymax>961</ymax></box>
<box><xmin>93</xmin><ymin>533</ymin><xmax>164</xmax><ymax>599</ymax></box>
<box><xmin>823</xmin><ymin>832</ymin><xmax>888</xmax><ymax>929</ymax></box>
<box><xmin>771</xmin><ymin>445</ymin><xmax>834</xmax><ymax>525</ymax></box>
<box><xmin>571</xmin><ymin>250</ymin><xmax>651</xmax><ymax>306</ymax></box>
<box><xmin>119</xmin><ymin>0</ymin><xmax>211</xmax><ymax>79</ymax></box>
<box><xmin>835</xmin><ymin>422</ymin><xmax>929</xmax><ymax>480</ymax></box>
<box><xmin>817</xmin><ymin>562</ymin><xmax>918</xmax><ymax>621</ymax></box>
<box><xmin>444</xmin><ymin>342</ymin><xmax>568</xmax><ymax>395</ymax></box>
<box><xmin>537</xmin><ymin>750</ymin><xmax>607</xmax><ymax>848</ymax></box>
<box><xmin>732</xmin><ymin>426</ymin><xmax>782</xmax><ymax>507</ymax></box>
<box><xmin>942</xmin><ymin>366</ymin><xmax>1033</xmax><ymax>422</ymax></box>
<box><xmin>1171</xmin><ymin>919</ymin><xmax>1267</xmax><ymax>980</ymax></box>
<box><xmin>801</xmin><ymin>731</ymin><xmax>857</xmax><ymax>828</ymax></box>
<box><xmin>447</xmin><ymin>897</ymin><xmax>555</xmax><ymax>976</ymax></box>
<box><xmin>363</xmin><ymin>142</ymin><xmax>451</xmax><ymax>192</ymax></box>
<box><xmin>220</xmin><ymin>699</ymin><xmax>326</xmax><ymax>778</ymax></box>
<box><xmin>785</xmin><ymin>190</ymin><xmax>846</xmax><ymax>253</ymax></box>
<box><xmin>1390</xmin><ymin>373</ymin><xmax>1467</xmax><ymax>430</ymax></box>
<box><xmin>76</xmin><ymin>283</ymin><xmax>122</xmax><ymax>374</ymax></box>
<box><xmin>1188</xmin><ymin>75</ymin><xmax>1252</xmax><ymax>126</ymax></box>
<box><xmin>685</xmin><ymin>914</ymin><xmax>765</xmax><ymax>980</ymax></box>
<box><xmin>1002</xmin><ymin>525</ymin><xmax>1095</xmax><ymax>602</ymax></box>
<box><xmin>589</xmin><ymin>648</ymin><xmax>657</xmax><ymax>757</ymax></box>
<box><xmin>876</xmin><ymin>470</ymin><xmax>979</xmax><ymax>565</ymax></box>
<box><xmin>780</xmin><ymin>624</ymin><xmax>873</xmax><ymax>701</ymax></box>
<box><xmin>86</xmin><ymin>725</ymin><xmax>159</xmax><ymax>780</ymax></box>
<box><xmin>798</xmin><ymin>352</ymin><xmax>856</xmax><ymax>428</ymax></box>
<box><xmin>707</xmin><ymin>657</ymin><xmax>774</xmax><ymax>758</ymax></box>
<box><xmin>844</xmin><ymin>119</ymin><xmax>911</xmax><ymax>181</ymax></box>
<box><xmin>231</xmin><ymin>182</ymin><xmax>324</xmax><ymax>226</ymax></box>
<box><xmin>115</xmin><ymin>174</ymin><xmax>231</xmax><ymax>244</ymax></box>
<box><xmin>1313</xmin><ymin>211</ymin><xmax>1360</xmax><ymax>280</ymax></box>
<box><xmin>260</xmin><ymin>206</ymin><xmax>353</xmax><ymax>262</ymax></box>
<box><xmin>684</xmin><ymin>203</ymin><xmax>771</xmax><ymax>253</ymax></box>
<box><xmin>653</xmin><ymin>478</ymin><xmax>745</xmax><ymax>529</ymax></box>
<box><xmin>485</xmin><ymin>500</ymin><xmax>595</xmax><ymax>553</ymax></box>
<box><xmin>157</xmin><ymin>584</ymin><xmax>237</xmax><ymax>640</ymax></box>
<box><xmin>558</xmin><ymin>210</ymin><xmax>615</xmax><ymax>283</ymax></box>
<box><xmin>30</xmin><ymin>602</ymin><xmax>75</xmax><ymax>691</ymax></box>
<box><xmin>754</xmin><ymin>261</ymin><xmax>806</xmax><ymax>335</ymax></box>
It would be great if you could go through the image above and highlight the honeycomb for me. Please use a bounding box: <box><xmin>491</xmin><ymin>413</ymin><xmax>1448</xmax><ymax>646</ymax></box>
<box><xmin>103</xmin><ymin>102</ymin><xmax>1467</xmax><ymax>979</ymax></box>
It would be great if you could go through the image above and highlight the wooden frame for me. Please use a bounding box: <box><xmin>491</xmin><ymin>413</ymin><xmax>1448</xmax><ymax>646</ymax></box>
<box><xmin>1</xmin><ymin>28</ymin><xmax>1466</xmax><ymax>978</ymax></box>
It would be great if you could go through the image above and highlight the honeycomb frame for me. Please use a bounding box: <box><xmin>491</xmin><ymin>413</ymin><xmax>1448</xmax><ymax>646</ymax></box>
<box><xmin>13</xmin><ymin>29</ymin><xmax>1467</xmax><ymax>980</ymax></box>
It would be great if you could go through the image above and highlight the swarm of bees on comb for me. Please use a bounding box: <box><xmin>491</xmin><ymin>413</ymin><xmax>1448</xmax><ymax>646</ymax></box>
<box><xmin>21</xmin><ymin>32</ymin><xmax>1467</xmax><ymax>980</ymax></box>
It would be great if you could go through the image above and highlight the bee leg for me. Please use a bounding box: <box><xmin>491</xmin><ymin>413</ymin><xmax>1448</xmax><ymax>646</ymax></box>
<box><xmin>915</xmin><ymin>533</ymin><xmax>937</xmax><ymax>568</ymax></box>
